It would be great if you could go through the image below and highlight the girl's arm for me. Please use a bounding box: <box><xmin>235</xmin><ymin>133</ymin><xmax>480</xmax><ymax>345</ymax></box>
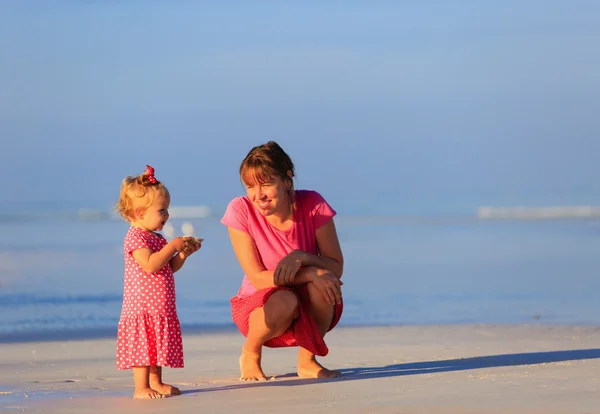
<box><xmin>170</xmin><ymin>237</ymin><xmax>202</xmax><ymax>273</ymax></box>
<box><xmin>132</xmin><ymin>237</ymin><xmax>185</xmax><ymax>273</ymax></box>
<box><xmin>170</xmin><ymin>254</ymin><xmax>186</xmax><ymax>273</ymax></box>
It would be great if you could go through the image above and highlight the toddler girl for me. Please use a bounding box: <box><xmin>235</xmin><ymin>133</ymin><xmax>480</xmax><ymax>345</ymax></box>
<box><xmin>115</xmin><ymin>165</ymin><xmax>202</xmax><ymax>399</ymax></box>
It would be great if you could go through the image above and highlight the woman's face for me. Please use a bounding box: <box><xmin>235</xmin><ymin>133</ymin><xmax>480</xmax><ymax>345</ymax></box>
<box><xmin>244</xmin><ymin>171</ymin><xmax>290</xmax><ymax>218</ymax></box>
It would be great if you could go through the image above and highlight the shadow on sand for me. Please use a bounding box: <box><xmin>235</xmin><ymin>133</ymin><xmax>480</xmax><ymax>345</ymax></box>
<box><xmin>182</xmin><ymin>348</ymin><xmax>600</xmax><ymax>394</ymax></box>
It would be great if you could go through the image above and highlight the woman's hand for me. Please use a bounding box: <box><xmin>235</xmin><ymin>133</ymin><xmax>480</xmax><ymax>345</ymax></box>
<box><xmin>274</xmin><ymin>250</ymin><xmax>306</xmax><ymax>286</ymax></box>
<box><xmin>310</xmin><ymin>269</ymin><xmax>343</xmax><ymax>305</ymax></box>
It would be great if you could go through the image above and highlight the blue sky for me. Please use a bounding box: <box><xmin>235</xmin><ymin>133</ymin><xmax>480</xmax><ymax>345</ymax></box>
<box><xmin>1</xmin><ymin>1</ymin><xmax>599</xmax><ymax>214</ymax></box>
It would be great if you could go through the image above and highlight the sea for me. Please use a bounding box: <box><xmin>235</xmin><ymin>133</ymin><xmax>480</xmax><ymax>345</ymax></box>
<box><xmin>1</xmin><ymin>200</ymin><xmax>600</xmax><ymax>343</ymax></box>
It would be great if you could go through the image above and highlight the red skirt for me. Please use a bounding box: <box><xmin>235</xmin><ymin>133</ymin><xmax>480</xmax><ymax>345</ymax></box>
<box><xmin>230</xmin><ymin>284</ymin><xmax>343</xmax><ymax>357</ymax></box>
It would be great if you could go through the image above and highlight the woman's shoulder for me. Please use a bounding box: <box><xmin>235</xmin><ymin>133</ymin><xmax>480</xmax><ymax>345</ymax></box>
<box><xmin>222</xmin><ymin>196</ymin><xmax>255</xmax><ymax>229</ymax></box>
<box><xmin>295</xmin><ymin>189</ymin><xmax>336</xmax><ymax>224</ymax></box>
<box><xmin>295</xmin><ymin>189</ymin><xmax>329</xmax><ymax>209</ymax></box>
<box><xmin>226</xmin><ymin>195</ymin><xmax>253</xmax><ymax>212</ymax></box>
<box><xmin>295</xmin><ymin>189</ymin><xmax>326</xmax><ymax>202</ymax></box>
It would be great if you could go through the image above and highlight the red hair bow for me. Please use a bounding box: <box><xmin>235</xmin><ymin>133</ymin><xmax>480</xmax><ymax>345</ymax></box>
<box><xmin>146</xmin><ymin>165</ymin><xmax>157</xmax><ymax>183</ymax></box>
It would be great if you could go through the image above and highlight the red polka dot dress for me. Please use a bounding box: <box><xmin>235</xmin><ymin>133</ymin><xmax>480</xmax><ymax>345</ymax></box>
<box><xmin>116</xmin><ymin>226</ymin><xmax>183</xmax><ymax>370</ymax></box>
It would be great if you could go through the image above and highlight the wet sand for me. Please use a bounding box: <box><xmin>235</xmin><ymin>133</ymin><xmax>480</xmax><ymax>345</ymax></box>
<box><xmin>1</xmin><ymin>324</ymin><xmax>599</xmax><ymax>413</ymax></box>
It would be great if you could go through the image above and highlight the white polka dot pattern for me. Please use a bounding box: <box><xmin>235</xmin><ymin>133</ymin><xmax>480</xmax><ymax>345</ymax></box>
<box><xmin>116</xmin><ymin>226</ymin><xmax>183</xmax><ymax>370</ymax></box>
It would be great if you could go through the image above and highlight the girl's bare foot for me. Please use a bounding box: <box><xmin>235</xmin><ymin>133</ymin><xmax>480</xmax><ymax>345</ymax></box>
<box><xmin>133</xmin><ymin>387</ymin><xmax>164</xmax><ymax>399</ymax></box>
<box><xmin>297</xmin><ymin>356</ymin><xmax>340</xmax><ymax>379</ymax></box>
<box><xmin>150</xmin><ymin>382</ymin><xmax>181</xmax><ymax>396</ymax></box>
<box><xmin>239</xmin><ymin>350</ymin><xmax>268</xmax><ymax>381</ymax></box>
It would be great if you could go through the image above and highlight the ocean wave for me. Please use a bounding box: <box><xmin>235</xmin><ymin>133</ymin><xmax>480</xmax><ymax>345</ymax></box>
<box><xmin>0</xmin><ymin>205</ymin><xmax>213</xmax><ymax>224</ymax></box>
<box><xmin>477</xmin><ymin>206</ymin><xmax>600</xmax><ymax>219</ymax></box>
<box><xmin>0</xmin><ymin>293</ymin><xmax>123</xmax><ymax>307</ymax></box>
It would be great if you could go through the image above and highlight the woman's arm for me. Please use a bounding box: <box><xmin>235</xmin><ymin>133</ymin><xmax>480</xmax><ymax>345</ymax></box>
<box><xmin>273</xmin><ymin>218</ymin><xmax>344</xmax><ymax>285</ymax></box>
<box><xmin>227</xmin><ymin>217</ymin><xmax>343</xmax><ymax>288</ymax></box>
<box><xmin>227</xmin><ymin>227</ymin><xmax>318</xmax><ymax>289</ymax></box>
<box><xmin>305</xmin><ymin>218</ymin><xmax>344</xmax><ymax>278</ymax></box>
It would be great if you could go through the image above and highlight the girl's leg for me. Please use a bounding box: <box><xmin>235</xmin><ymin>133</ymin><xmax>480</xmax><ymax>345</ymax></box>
<box><xmin>297</xmin><ymin>282</ymin><xmax>340</xmax><ymax>379</ymax></box>
<box><xmin>241</xmin><ymin>290</ymin><xmax>299</xmax><ymax>381</ymax></box>
<box><xmin>149</xmin><ymin>366</ymin><xmax>181</xmax><ymax>396</ymax></box>
<box><xmin>132</xmin><ymin>366</ymin><xmax>163</xmax><ymax>399</ymax></box>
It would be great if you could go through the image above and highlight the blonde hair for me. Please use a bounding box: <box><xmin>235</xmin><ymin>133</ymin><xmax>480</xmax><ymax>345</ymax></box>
<box><xmin>116</xmin><ymin>167</ymin><xmax>169</xmax><ymax>222</ymax></box>
<box><xmin>240</xmin><ymin>141</ymin><xmax>296</xmax><ymax>209</ymax></box>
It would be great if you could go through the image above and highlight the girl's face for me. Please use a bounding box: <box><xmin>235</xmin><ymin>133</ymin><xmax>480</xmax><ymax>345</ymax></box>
<box><xmin>135</xmin><ymin>192</ymin><xmax>170</xmax><ymax>232</ymax></box>
<box><xmin>244</xmin><ymin>172</ymin><xmax>290</xmax><ymax>218</ymax></box>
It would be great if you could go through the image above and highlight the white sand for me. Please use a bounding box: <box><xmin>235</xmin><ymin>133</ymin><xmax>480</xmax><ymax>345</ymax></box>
<box><xmin>1</xmin><ymin>325</ymin><xmax>599</xmax><ymax>413</ymax></box>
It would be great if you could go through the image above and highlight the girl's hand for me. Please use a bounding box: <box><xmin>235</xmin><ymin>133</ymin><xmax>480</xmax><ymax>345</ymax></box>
<box><xmin>310</xmin><ymin>269</ymin><xmax>343</xmax><ymax>305</ymax></box>
<box><xmin>179</xmin><ymin>237</ymin><xmax>203</xmax><ymax>258</ymax></box>
<box><xmin>171</xmin><ymin>237</ymin><xmax>187</xmax><ymax>252</ymax></box>
<box><xmin>274</xmin><ymin>250</ymin><xmax>306</xmax><ymax>286</ymax></box>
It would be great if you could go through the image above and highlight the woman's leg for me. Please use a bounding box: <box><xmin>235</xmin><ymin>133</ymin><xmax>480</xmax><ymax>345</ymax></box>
<box><xmin>149</xmin><ymin>366</ymin><xmax>181</xmax><ymax>396</ymax></box>
<box><xmin>241</xmin><ymin>290</ymin><xmax>299</xmax><ymax>380</ymax></box>
<box><xmin>132</xmin><ymin>366</ymin><xmax>163</xmax><ymax>399</ymax></box>
<box><xmin>297</xmin><ymin>282</ymin><xmax>340</xmax><ymax>378</ymax></box>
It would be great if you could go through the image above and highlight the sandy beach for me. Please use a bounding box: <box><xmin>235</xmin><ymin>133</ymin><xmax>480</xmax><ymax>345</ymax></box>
<box><xmin>1</xmin><ymin>324</ymin><xmax>598</xmax><ymax>413</ymax></box>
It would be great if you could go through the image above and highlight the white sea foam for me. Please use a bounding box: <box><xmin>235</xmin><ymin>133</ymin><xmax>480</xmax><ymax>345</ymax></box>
<box><xmin>477</xmin><ymin>206</ymin><xmax>600</xmax><ymax>219</ymax></box>
<box><xmin>169</xmin><ymin>206</ymin><xmax>212</xmax><ymax>219</ymax></box>
<box><xmin>181</xmin><ymin>222</ymin><xmax>195</xmax><ymax>236</ymax></box>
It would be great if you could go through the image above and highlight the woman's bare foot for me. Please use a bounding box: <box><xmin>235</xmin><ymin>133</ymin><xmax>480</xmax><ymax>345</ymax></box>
<box><xmin>239</xmin><ymin>350</ymin><xmax>268</xmax><ymax>381</ymax></box>
<box><xmin>133</xmin><ymin>387</ymin><xmax>164</xmax><ymax>399</ymax></box>
<box><xmin>297</xmin><ymin>356</ymin><xmax>340</xmax><ymax>379</ymax></box>
<box><xmin>149</xmin><ymin>382</ymin><xmax>181</xmax><ymax>396</ymax></box>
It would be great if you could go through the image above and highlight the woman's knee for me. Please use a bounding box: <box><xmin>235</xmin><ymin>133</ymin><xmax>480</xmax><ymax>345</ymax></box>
<box><xmin>263</xmin><ymin>290</ymin><xmax>299</xmax><ymax>328</ymax></box>
<box><xmin>306</xmin><ymin>281</ymin><xmax>329</xmax><ymax>307</ymax></box>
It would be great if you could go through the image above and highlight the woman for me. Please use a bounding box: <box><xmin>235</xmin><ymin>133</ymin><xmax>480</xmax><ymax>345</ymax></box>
<box><xmin>221</xmin><ymin>141</ymin><xmax>344</xmax><ymax>381</ymax></box>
